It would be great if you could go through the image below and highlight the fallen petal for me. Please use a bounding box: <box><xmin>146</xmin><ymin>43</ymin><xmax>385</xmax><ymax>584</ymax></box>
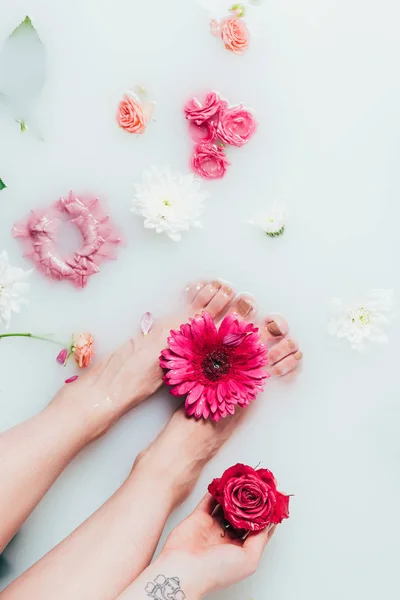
<box><xmin>56</xmin><ymin>348</ymin><xmax>68</xmax><ymax>365</ymax></box>
<box><xmin>65</xmin><ymin>375</ymin><xmax>78</xmax><ymax>384</ymax></box>
<box><xmin>140</xmin><ymin>311</ymin><xmax>154</xmax><ymax>335</ymax></box>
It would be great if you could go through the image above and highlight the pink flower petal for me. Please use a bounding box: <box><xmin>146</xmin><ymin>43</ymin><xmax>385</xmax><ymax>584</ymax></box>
<box><xmin>56</xmin><ymin>348</ymin><xmax>68</xmax><ymax>365</ymax></box>
<box><xmin>65</xmin><ymin>375</ymin><xmax>79</xmax><ymax>384</ymax></box>
<box><xmin>222</xmin><ymin>331</ymin><xmax>251</xmax><ymax>348</ymax></box>
<box><xmin>140</xmin><ymin>312</ymin><xmax>154</xmax><ymax>335</ymax></box>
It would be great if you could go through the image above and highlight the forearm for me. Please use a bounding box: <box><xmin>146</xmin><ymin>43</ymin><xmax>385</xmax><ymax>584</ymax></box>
<box><xmin>117</xmin><ymin>553</ymin><xmax>203</xmax><ymax>600</ymax></box>
<box><xmin>0</xmin><ymin>401</ymin><xmax>93</xmax><ymax>552</ymax></box>
<box><xmin>1</xmin><ymin>411</ymin><xmax>202</xmax><ymax>600</ymax></box>
<box><xmin>2</xmin><ymin>463</ymin><xmax>177</xmax><ymax>600</ymax></box>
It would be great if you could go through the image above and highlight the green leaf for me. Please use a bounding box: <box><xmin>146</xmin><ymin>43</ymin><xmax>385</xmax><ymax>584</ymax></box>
<box><xmin>0</xmin><ymin>178</ymin><xmax>6</xmax><ymax>191</ymax></box>
<box><xmin>0</xmin><ymin>15</ymin><xmax>46</xmax><ymax>122</ymax></box>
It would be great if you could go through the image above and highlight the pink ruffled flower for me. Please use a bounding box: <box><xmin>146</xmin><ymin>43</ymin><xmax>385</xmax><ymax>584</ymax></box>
<box><xmin>160</xmin><ymin>312</ymin><xmax>269</xmax><ymax>422</ymax></box>
<box><xmin>218</xmin><ymin>17</ymin><xmax>249</xmax><ymax>55</ymax></box>
<box><xmin>217</xmin><ymin>105</ymin><xmax>257</xmax><ymax>147</ymax></box>
<box><xmin>117</xmin><ymin>91</ymin><xmax>151</xmax><ymax>134</ymax></box>
<box><xmin>191</xmin><ymin>142</ymin><xmax>230</xmax><ymax>180</ymax></box>
<box><xmin>184</xmin><ymin>92</ymin><xmax>223</xmax><ymax>125</ymax></box>
<box><xmin>188</xmin><ymin>120</ymin><xmax>217</xmax><ymax>144</ymax></box>
<box><xmin>72</xmin><ymin>333</ymin><xmax>94</xmax><ymax>368</ymax></box>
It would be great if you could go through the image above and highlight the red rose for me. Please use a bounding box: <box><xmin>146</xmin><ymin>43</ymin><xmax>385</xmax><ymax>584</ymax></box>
<box><xmin>191</xmin><ymin>142</ymin><xmax>230</xmax><ymax>180</ymax></box>
<box><xmin>184</xmin><ymin>92</ymin><xmax>225</xmax><ymax>125</ymax></box>
<box><xmin>208</xmin><ymin>463</ymin><xmax>290</xmax><ymax>532</ymax></box>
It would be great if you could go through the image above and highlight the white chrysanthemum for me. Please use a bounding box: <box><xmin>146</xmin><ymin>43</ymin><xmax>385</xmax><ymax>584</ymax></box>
<box><xmin>0</xmin><ymin>251</ymin><xmax>31</xmax><ymax>329</ymax></box>
<box><xmin>328</xmin><ymin>289</ymin><xmax>394</xmax><ymax>351</ymax></box>
<box><xmin>250</xmin><ymin>205</ymin><xmax>286</xmax><ymax>237</ymax></box>
<box><xmin>131</xmin><ymin>167</ymin><xmax>208</xmax><ymax>242</ymax></box>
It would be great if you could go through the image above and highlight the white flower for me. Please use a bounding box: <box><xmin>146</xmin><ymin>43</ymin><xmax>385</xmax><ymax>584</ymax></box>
<box><xmin>0</xmin><ymin>251</ymin><xmax>31</xmax><ymax>329</ymax></box>
<box><xmin>328</xmin><ymin>289</ymin><xmax>395</xmax><ymax>351</ymax></box>
<box><xmin>131</xmin><ymin>167</ymin><xmax>207</xmax><ymax>242</ymax></box>
<box><xmin>249</xmin><ymin>205</ymin><xmax>286</xmax><ymax>237</ymax></box>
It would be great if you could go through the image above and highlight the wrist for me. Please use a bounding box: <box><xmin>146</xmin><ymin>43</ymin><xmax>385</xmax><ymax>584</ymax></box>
<box><xmin>143</xmin><ymin>553</ymin><xmax>204</xmax><ymax>600</ymax></box>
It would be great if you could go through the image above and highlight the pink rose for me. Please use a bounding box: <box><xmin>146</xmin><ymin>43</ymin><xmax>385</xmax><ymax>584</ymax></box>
<box><xmin>188</xmin><ymin>120</ymin><xmax>217</xmax><ymax>144</ymax></box>
<box><xmin>72</xmin><ymin>332</ymin><xmax>95</xmax><ymax>368</ymax></box>
<box><xmin>217</xmin><ymin>105</ymin><xmax>257</xmax><ymax>147</ymax></box>
<box><xmin>208</xmin><ymin>463</ymin><xmax>290</xmax><ymax>532</ymax></box>
<box><xmin>219</xmin><ymin>18</ymin><xmax>249</xmax><ymax>55</ymax></box>
<box><xmin>117</xmin><ymin>92</ymin><xmax>149</xmax><ymax>134</ymax></box>
<box><xmin>191</xmin><ymin>143</ymin><xmax>230</xmax><ymax>180</ymax></box>
<box><xmin>184</xmin><ymin>92</ymin><xmax>223</xmax><ymax>125</ymax></box>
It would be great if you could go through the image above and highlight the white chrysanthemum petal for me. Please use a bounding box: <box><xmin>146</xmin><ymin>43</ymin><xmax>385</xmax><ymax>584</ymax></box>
<box><xmin>131</xmin><ymin>167</ymin><xmax>208</xmax><ymax>241</ymax></box>
<box><xmin>0</xmin><ymin>251</ymin><xmax>31</xmax><ymax>329</ymax></box>
<box><xmin>250</xmin><ymin>204</ymin><xmax>287</xmax><ymax>237</ymax></box>
<box><xmin>328</xmin><ymin>289</ymin><xmax>394</xmax><ymax>351</ymax></box>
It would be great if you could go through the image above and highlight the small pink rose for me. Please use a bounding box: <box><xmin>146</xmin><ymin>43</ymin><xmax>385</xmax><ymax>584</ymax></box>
<box><xmin>219</xmin><ymin>17</ymin><xmax>249</xmax><ymax>55</ymax></box>
<box><xmin>217</xmin><ymin>105</ymin><xmax>257</xmax><ymax>147</ymax></box>
<box><xmin>191</xmin><ymin>142</ymin><xmax>230</xmax><ymax>180</ymax></box>
<box><xmin>188</xmin><ymin>120</ymin><xmax>217</xmax><ymax>144</ymax></box>
<box><xmin>117</xmin><ymin>91</ymin><xmax>150</xmax><ymax>134</ymax></box>
<box><xmin>56</xmin><ymin>348</ymin><xmax>68</xmax><ymax>365</ymax></box>
<box><xmin>184</xmin><ymin>92</ymin><xmax>223</xmax><ymax>125</ymax></box>
<box><xmin>72</xmin><ymin>332</ymin><xmax>94</xmax><ymax>368</ymax></box>
<box><xmin>65</xmin><ymin>375</ymin><xmax>79</xmax><ymax>384</ymax></box>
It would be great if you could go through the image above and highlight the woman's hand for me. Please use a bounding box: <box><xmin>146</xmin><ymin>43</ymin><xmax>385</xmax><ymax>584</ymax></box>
<box><xmin>160</xmin><ymin>494</ymin><xmax>276</xmax><ymax>596</ymax></box>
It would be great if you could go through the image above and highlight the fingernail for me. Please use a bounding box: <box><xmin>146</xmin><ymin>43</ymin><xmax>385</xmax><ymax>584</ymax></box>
<box><xmin>266</xmin><ymin>320</ymin><xmax>282</xmax><ymax>337</ymax></box>
<box><xmin>287</xmin><ymin>338</ymin><xmax>296</xmax><ymax>351</ymax></box>
<box><xmin>236</xmin><ymin>297</ymin><xmax>253</xmax><ymax>317</ymax></box>
<box><xmin>294</xmin><ymin>351</ymin><xmax>303</xmax><ymax>361</ymax></box>
<box><xmin>221</xmin><ymin>285</ymin><xmax>233</xmax><ymax>296</ymax></box>
<box><xmin>211</xmin><ymin>280</ymin><xmax>222</xmax><ymax>293</ymax></box>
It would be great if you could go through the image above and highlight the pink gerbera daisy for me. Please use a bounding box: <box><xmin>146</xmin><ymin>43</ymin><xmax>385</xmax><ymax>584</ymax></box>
<box><xmin>160</xmin><ymin>311</ymin><xmax>269</xmax><ymax>422</ymax></box>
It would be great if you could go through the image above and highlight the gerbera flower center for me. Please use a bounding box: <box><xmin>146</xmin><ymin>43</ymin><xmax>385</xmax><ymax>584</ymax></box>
<box><xmin>202</xmin><ymin>348</ymin><xmax>231</xmax><ymax>381</ymax></box>
<box><xmin>352</xmin><ymin>307</ymin><xmax>371</xmax><ymax>327</ymax></box>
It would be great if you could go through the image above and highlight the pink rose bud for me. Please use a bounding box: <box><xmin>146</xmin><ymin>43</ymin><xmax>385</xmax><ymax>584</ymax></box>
<box><xmin>56</xmin><ymin>348</ymin><xmax>68</xmax><ymax>365</ymax></box>
<box><xmin>65</xmin><ymin>375</ymin><xmax>79</xmax><ymax>384</ymax></box>
<box><xmin>72</xmin><ymin>333</ymin><xmax>95</xmax><ymax>368</ymax></box>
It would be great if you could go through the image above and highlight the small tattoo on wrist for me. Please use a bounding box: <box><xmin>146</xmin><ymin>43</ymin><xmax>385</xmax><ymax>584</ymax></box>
<box><xmin>145</xmin><ymin>574</ymin><xmax>186</xmax><ymax>600</ymax></box>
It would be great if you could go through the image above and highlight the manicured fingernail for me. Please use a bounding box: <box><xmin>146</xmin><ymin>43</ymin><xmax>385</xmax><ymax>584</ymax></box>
<box><xmin>237</xmin><ymin>298</ymin><xmax>253</xmax><ymax>317</ymax></box>
<box><xmin>221</xmin><ymin>285</ymin><xmax>233</xmax><ymax>296</ymax></box>
<box><xmin>294</xmin><ymin>351</ymin><xmax>303</xmax><ymax>361</ymax></box>
<box><xmin>266</xmin><ymin>320</ymin><xmax>282</xmax><ymax>337</ymax></box>
<box><xmin>287</xmin><ymin>338</ymin><xmax>296</xmax><ymax>350</ymax></box>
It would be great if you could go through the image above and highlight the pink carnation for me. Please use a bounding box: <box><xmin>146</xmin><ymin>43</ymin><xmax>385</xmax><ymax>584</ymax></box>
<box><xmin>191</xmin><ymin>142</ymin><xmax>230</xmax><ymax>180</ymax></box>
<box><xmin>217</xmin><ymin>105</ymin><xmax>257</xmax><ymax>147</ymax></box>
<box><xmin>184</xmin><ymin>92</ymin><xmax>223</xmax><ymax>125</ymax></box>
<box><xmin>160</xmin><ymin>312</ymin><xmax>269</xmax><ymax>422</ymax></box>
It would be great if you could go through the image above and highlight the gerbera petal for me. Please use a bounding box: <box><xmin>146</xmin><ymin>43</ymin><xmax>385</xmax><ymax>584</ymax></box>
<box><xmin>172</xmin><ymin>380</ymin><xmax>197</xmax><ymax>396</ymax></box>
<box><xmin>186</xmin><ymin>383</ymin><xmax>205</xmax><ymax>405</ymax></box>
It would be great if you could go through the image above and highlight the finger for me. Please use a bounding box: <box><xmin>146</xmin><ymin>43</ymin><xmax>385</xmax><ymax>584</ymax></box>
<box><xmin>268</xmin><ymin>337</ymin><xmax>299</xmax><ymax>365</ymax></box>
<box><xmin>270</xmin><ymin>352</ymin><xmax>303</xmax><ymax>377</ymax></box>
<box><xmin>185</xmin><ymin>280</ymin><xmax>206</xmax><ymax>303</ymax></box>
<box><xmin>205</xmin><ymin>284</ymin><xmax>235</xmax><ymax>319</ymax></box>
<box><xmin>243</xmin><ymin>524</ymin><xmax>275</xmax><ymax>563</ymax></box>
<box><xmin>262</xmin><ymin>314</ymin><xmax>289</xmax><ymax>345</ymax></box>
<box><xmin>196</xmin><ymin>493</ymin><xmax>217</xmax><ymax>514</ymax></box>
<box><xmin>192</xmin><ymin>282</ymin><xmax>221</xmax><ymax>311</ymax></box>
